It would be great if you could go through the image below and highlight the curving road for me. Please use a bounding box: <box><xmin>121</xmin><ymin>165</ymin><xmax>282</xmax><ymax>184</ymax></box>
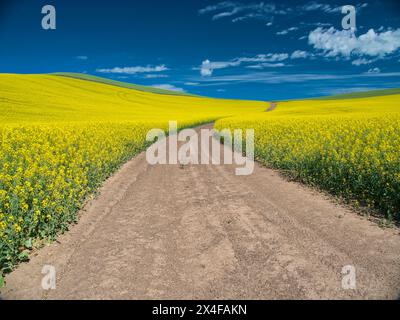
<box><xmin>2</xmin><ymin>124</ymin><xmax>400</xmax><ymax>299</ymax></box>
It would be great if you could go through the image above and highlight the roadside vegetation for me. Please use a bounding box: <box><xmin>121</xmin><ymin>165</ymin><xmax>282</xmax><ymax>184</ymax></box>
<box><xmin>216</xmin><ymin>94</ymin><xmax>400</xmax><ymax>223</ymax></box>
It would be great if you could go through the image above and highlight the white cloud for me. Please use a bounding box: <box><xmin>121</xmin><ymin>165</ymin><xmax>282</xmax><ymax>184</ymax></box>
<box><xmin>97</xmin><ymin>65</ymin><xmax>168</xmax><ymax>74</ymax></box>
<box><xmin>246</xmin><ymin>62</ymin><xmax>286</xmax><ymax>69</ymax></box>
<box><xmin>199</xmin><ymin>53</ymin><xmax>290</xmax><ymax>76</ymax></box>
<box><xmin>301</xmin><ymin>2</ymin><xmax>367</xmax><ymax>14</ymax></box>
<box><xmin>232</xmin><ymin>13</ymin><xmax>273</xmax><ymax>23</ymax></box>
<box><xmin>198</xmin><ymin>2</ymin><xmax>235</xmax><ymax>15</ymax></box>
<box><xmin>144</xmin><ymin>74</ymin><xmax>169</xmax><ymax>79</ymax></box>
<box><xmin>268</xmin><ymin>53</ymin><xmax>289</xmax><ymax>61</ymax></box>
<box><xmin>324</xmin><ymin>86</ymin><xmax>380</xmax><ymax>95</ymax></box>
<box><xmin>301</xmin><ymin>22</ymin><xmax>332</xmax><ymax>28</ymax></box>
<box><xmin>200</xmin><ymin>59</ymin><xmax>241</xmax><ymax>76</ymax></box>
<box><xmin>152</xmin><ymin>84</ymin><xmax>185</xmax><ymax>92</ymax></box>
<box><xmin>351</xmin><ymin>58</ymin><xmax>373</xmax><ymax>66</ymax></box>
<box><xmin>201</xmin><ymin>60</ymin><xmax>214</xmax><ymax>76</ymax></box>
<box><xmin>366</xmin><ymin>67</ymin><xmax>381</xmax><ymax>74</ymax></box>
<box><xmin>308</xmin><ymin>27</ymin><xmax>400</xmax><ymax>60</ymax></box>
<box><xmin>301</xmin><ymin>2</ymin><xmax>341</xmax><ymax>13</ymax></box>
<box><xmin>291</xmin><ymin>50</ymin><xmax>310</xmax><ymax>59</ymax></box>
<box><xmin>199</xmin><ymin>1</ymin><xmax>285</xmax><ymax>23</ymax></box>
<box><xmin>277</xmin><ymin>27</ymin><xmax>298</xmax><ymax>35</ymax></box>
<box><xmin>76</xmin><ymin>56</ymin><xmax>88</xmax><ymax>60</ymax></box>
<box><xmin>213</xmin><ymin>10</ymin><xmax>240</xmax><ymax>20</ymax></box>
<box><xmin>199</xmin><ymin>2</ymin><xmax>368</xmax><ymax>25</ymax></box>
<box><xmin>192</xmin><ymin>71</ymin><xmax>400</xmax><ymax>85</ymax></box>
<box><xmin>238</xmin><ymin>53</ymin><xmax>289</xmax><ymax>62</ymax></box>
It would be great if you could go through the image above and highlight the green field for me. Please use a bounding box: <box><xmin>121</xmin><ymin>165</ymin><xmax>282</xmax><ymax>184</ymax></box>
<box><xmin>53</xmin><ymin>72</ymin><xmax>198</xmax><ymax>97</ymax></box>
<box><xmin>312</xmin><ymin>88</ymin><xmax>400</xmax><ymax>100</ymax></box>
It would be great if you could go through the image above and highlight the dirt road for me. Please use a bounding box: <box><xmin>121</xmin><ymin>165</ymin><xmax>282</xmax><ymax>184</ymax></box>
<box><xmin>2</xmin><ymin>124</ymin><xmax>399</xmax><ymax>299</ymax></box>
<box><xmin>266</xmin><ymin>102</ymin><xmax>278</xmax><ymax>111</ymax></box>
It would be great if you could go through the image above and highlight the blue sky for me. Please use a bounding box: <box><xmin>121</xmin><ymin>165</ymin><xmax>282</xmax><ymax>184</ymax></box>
<box><xmin>1</xmin><ymin>0</ymin><xmax>400</xmax><ymax>100</ymax></box>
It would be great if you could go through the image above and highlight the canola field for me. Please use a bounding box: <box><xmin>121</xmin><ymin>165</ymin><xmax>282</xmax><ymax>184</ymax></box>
<box><xmin>216</xmin><ymin>95</ymin><xmax>400</xmax><ymax>222</ymax></box>
<box><xmin>1</xmin><ymin>73</ymin><xmax>399</xmax><ymax>280</ymax></box>
<box><xmin>0</xmin><ymin>74</ymin><xmax>266</xmax><ymax>275</ymax></box>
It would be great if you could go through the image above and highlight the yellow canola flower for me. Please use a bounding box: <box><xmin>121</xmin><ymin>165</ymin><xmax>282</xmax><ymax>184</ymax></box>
<box><xmin>216</xmin><ymin>95</ymin><xmax>400</xmax><ymax>220</ymax></box>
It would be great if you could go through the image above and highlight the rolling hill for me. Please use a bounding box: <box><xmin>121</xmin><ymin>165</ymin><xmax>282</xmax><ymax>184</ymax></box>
<box><xmin>313</xmin><ymin>88</ymin><xmax>400</xmax><ymax>100</ymax></box>
<box><xmin>0</xmin><ymin>73</ymin><xmax>266</xmax><ymax>124</ymax></box>
<box><xmin>52</xmin><ymin>73</ymin><xmax>198</xmax><ymax>97</ymax></box>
